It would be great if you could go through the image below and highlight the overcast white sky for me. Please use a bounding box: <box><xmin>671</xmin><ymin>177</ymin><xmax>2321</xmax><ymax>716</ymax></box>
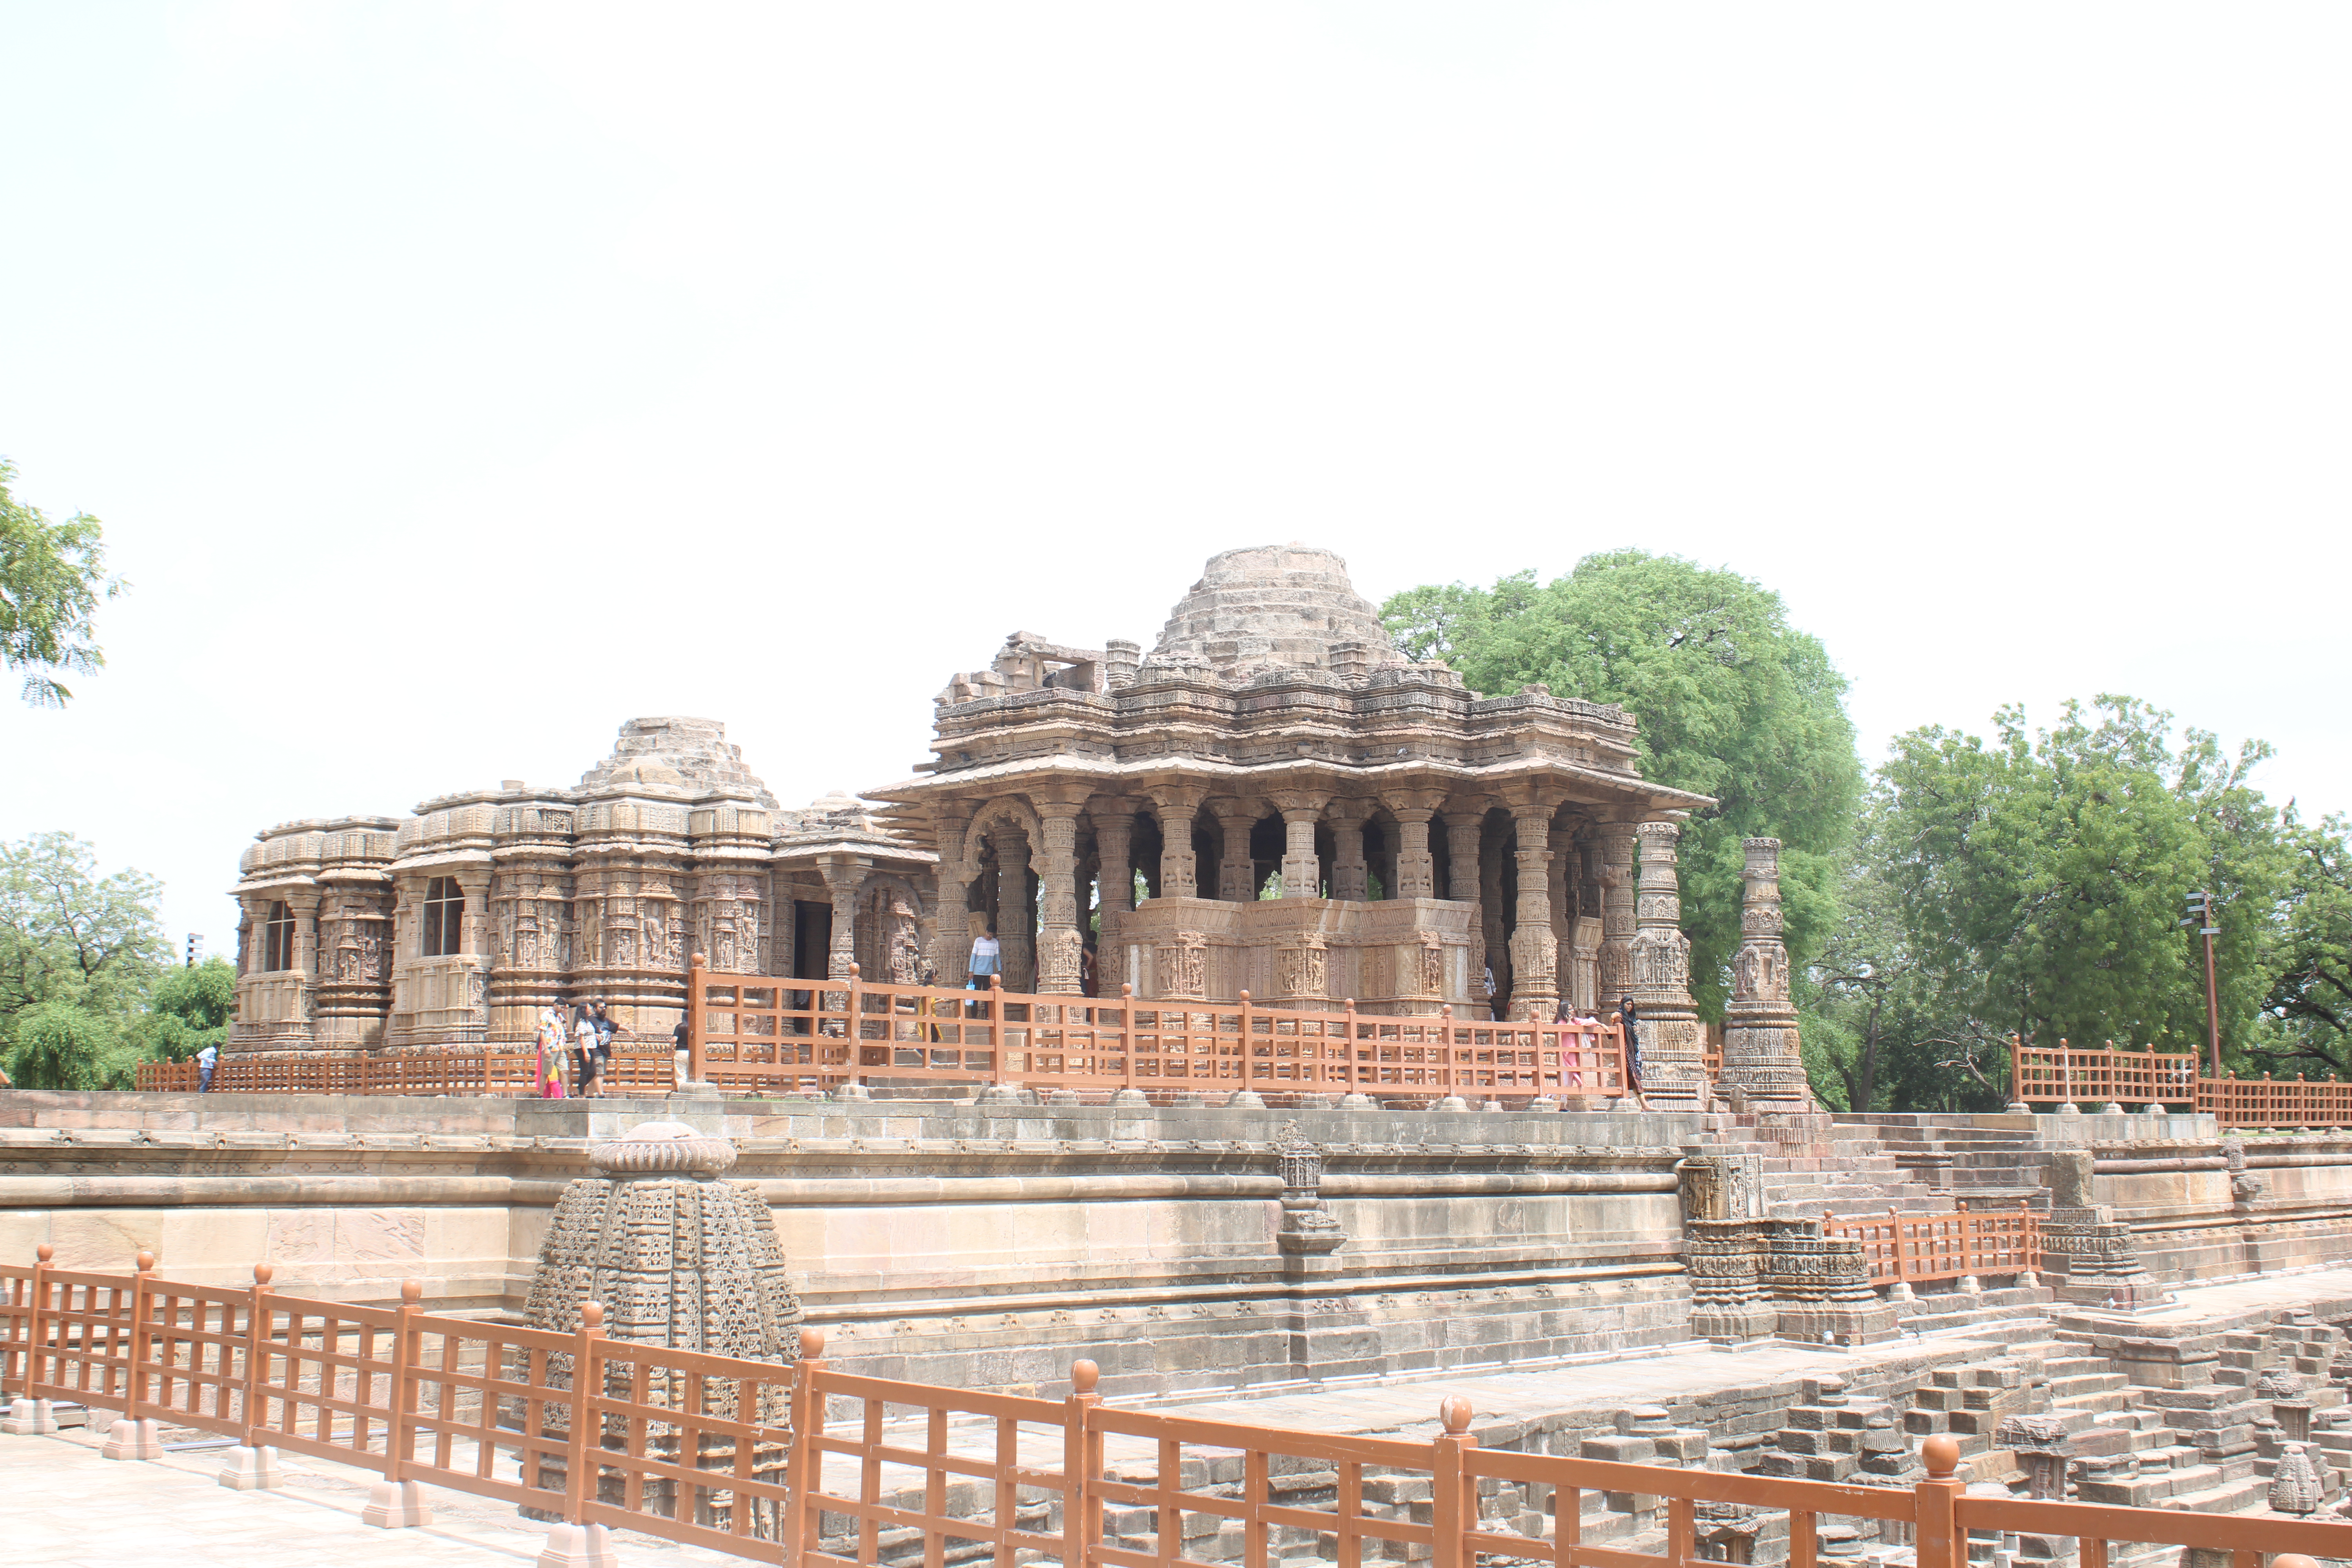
<box><xmin>2</xmin><ymin>3</ymin><xmax>2346</xmax><ymax>959</ymax></box>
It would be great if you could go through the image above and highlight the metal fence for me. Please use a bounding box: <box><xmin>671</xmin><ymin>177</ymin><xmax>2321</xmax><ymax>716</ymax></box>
<box><xmin>8</xmin><ymin>1250</ymin><xmax>2350</xmax><ymax>1568</ymax></box>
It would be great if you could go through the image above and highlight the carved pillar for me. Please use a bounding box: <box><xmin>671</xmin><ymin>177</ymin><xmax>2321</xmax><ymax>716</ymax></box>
<box><xmin>1443</xmin><ymin>809</ymin><xmax>1486</xmax><ymax>1003</ymax></box>
<box><xmin>1723</xmin><ymin>837</ymin><xmax>1809</xmax><ymax>1103</ymax></box>
<box><xmin>1628</xmin><ymin>820</ymin><xmax>1708</xmax><ymax>1107</ymax></box>
<box><xmin>1390</xmin><ymin>806</ymin><xmax>1437</xmax><ymax>899</ymax></box>
<box><xmin>1147</xmin><ymin>786</ymin><xmax>1204</xmax><ymax>900</ymax></box>
<box><xmin>928</xmin><ymin>804</ymin><xmax>976</xmax><ymax>989</ymax></box>
<box><xmin>1093</xmin><ymin>802</ymin><xmax>1135</xmax><ymax>919</ymax></box>
<box><xmin>1328</xmin><ymin>800</ymin><xmax>1371</xmax><ymax>902</ymax></box>
<box><xmin>1034</xmin><ymin>800</ymin><xmax>1085</xmax><ymax>995</ymax></box>
<box><xmin>818</xmin><ymin>855</ymin><xmax>869</xmax><ymax>980</ymax></box>
<box><xmin>1596</xmin><ymin>823</ymin><xmax>1638</xmax><ymax>1008</ymax></box>
<box><xmin>1210</xmin><ymin>799</ymin><xmax>1259</xmax><ymax>901</ymax></box>
<box><xmin>991</xmin><ymin>830</ymin><xmax>1034</xmax><ymax>991</ymax></box>
<box><xmin>1506</xmin><ymin>803</ymin><xmax>1559</xmax><ymax>1021</ymax></box>
<box><xmin>1272</xmin><ymin>794</ymin><xmax>1326</xmax><ymax>898</ymax></box>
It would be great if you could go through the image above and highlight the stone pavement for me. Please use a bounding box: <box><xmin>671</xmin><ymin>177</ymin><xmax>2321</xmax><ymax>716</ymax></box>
<box><xmin>2</xmin><ymin>1419</ymin><xmax>747</xmax><ymax>1568</ymax></box>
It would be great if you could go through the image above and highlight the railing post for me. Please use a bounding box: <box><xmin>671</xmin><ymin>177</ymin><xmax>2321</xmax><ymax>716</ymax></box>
<box><xmin>1440</xmin><ymin>1004</ymin><xmax>1456</xmax><ymax>1100</ymax></box>
<box><xmin>1887</xmin><ymin>1206</ymin><xmax>1907</xmax><ymax>1294</ymax></box>
<box><xmin>687</xmin><ymin>951</ymin><xmax>708</xmax><ymax>1089</ymax></box>
<box><xmin>784</xmin><ymin>1327</ymin><xmax>828</xmax><ymax>1568</ymax></box>
<box><xmin>1119</xmin><ymin>984</ymin><xmax>1137</xmax><ymax>1098</ymax></box>
<box><xmin>101</xmin><ymin>1250</ymin><xmax>161</xmax><ymax>1460</ymax></box>
<box><xmin>1238</xmin><ymin>988</ymin><xmax>1255</xmax><ymax>1095</ymax></box>
<box><xmin>1913</xmin><ymin>1435</ymin><xmax>1963</xmax><ymax>1568</ymax></box>
<box><xmin>1063</xmin><ymin>1361</ymin><xmax>1103</xmax><ymax>1563</ymax></box>
<box><xmin>846</xmin><ymin>961</ymin><xmax>864</xmax><ymax>1095</ymax></box>
<box><xmin>362</xmin><ymin>1279</ymin><xmax>431</xmax><ymax>1527</ymax></box>
<box><xmin>1431</xmin><ymin>1394</ymin><xmax>1475</xmax><ymax>1568</ymax></box>
<box><xmin>216</xmin><ymin>1262</ymin><xmax>283</xmax><ymax>1489</ymax></box>
<box><xmin>1344</xmin><ymin>998</ymin><xmax>1359</xmax><ymax>1099</ymax></box>
<box><xmin>537</xmin><ymin>1301</ymin><xmax>610</xmax><ymax>1566</ymax></box>
<box><xmin>3</xmin><ymin>1244</ymin><xmax>56</xmax><ymax>1432</ymax></box>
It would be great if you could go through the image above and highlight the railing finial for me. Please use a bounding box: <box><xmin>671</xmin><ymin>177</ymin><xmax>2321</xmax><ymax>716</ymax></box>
<box><xmin>1072</xmin><ymin>1360</ymin><xmax>1100</xmax><ymax>1394</ymax></box>
<box><xmin>401</xmin><ymin>1278</ymin><xmax>423</xmax><ymax>1305</ymax></box>
<box><xmin>37</xmin><ymin>1242</ymin><xmax>54</xmax><ymax>1263</ymax></box>
<box><xmin>253</xmin><ymin>1262</ymin><xmax>272</xmax><ymax>1285</ymax></box>
<box><xmin>135</xmin><ymin>1250</ymin><xmax>156</xmax><ymax>1272</ymax></box>
<box><xmin>581</xmin><ymin>1300</ymin><xmax>604</xmax><ymax>1329</ymax></box>
<box><xmin>1923</xmin><ymin>1434</ymin><xmax>1960</xmax><ymax>1479</ymax></box>
<box><xmin>800</xmin><ymin>1326</ymin><xmax>827</xmax><ymax>1359</ymax></box>
<box><xmin>1440</xmin><ymin>1394</ymin><xmax>1474</xmax><ymax>1436</ymax></box>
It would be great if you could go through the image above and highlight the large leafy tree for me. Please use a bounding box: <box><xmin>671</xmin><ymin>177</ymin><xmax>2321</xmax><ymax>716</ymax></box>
<box><xmin>1872</xmin><ymin>697</ymin><xmax>2294</xmax><ymax>1087</ymax></box>
<box><xmin>1</xmin><ymin>457</ymin><xmax>121</xmax><ymax>706</ymax></box>
<box><xmin>2265</xmin><ymin>815</ymin><xmax>2352</xmax><ymax>1075</ymax></box>
<box><xmin>0</xmin><ymin>832</ymin><xmax>171</xmax><ymax>1087</ymax></box>
<box><xmin>1381</xmin><ymin>552</ymin><xmax>1861</xmax><ymax>1014</ymax></box>
<box><xmin>131</xmin><ymin>956</ymin><xmax>237</xmax><ymax>1063</ymax></box>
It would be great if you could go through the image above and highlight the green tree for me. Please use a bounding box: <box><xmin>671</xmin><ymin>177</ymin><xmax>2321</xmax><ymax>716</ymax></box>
<box><xmin>1379</xmin><ymin>552</ymin><xmax>1862</xmax><ymax>1014</ymax></box>
<box><xmin>1872</xmin><ymin>696</ymin><xmax>2290</xmax><ymax>1082</ymax></box>
<box><xmin>0</xmin><ymin>831</ymin><xmax>169</xmax><ymax>1086</ymax></box>
<box><xmin>0</xmin><ymin>457</ymin><xmax>121</xmax><ymax>706</ymax></box>
<box><xmin>2264</xmin><ymin>814</ymin><xmax>2352</xmax><ymax>1074</ymax></box>
<box><xmin>131</xmin><ymin>956</ymin><xmax>237</xmax><ymax>1063</ymax></box>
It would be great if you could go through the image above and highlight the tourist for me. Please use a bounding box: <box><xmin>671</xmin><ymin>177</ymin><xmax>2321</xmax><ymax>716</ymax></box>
<box><xmin>1553</xmin><ymin>999</ymin><xmax>1583</xmax><ymax>1093</ymax></box>
<box><xmin>967</xmin><ymin>922</ymin><xmax>1001</xmax><ymax>1013</ymax></box>
<box><xmin>1079</xmin><ymin>934</ymin><xmax>1097</xmax><ymax>997</ymax></box>
<box><xmin>588</xmin><ymin>1000</ymin><xmax>617</xmax><ymax>1096</ymax></box>
<box><xmin>534</xmin><ymin>1007</ymin><xmax>568</xmax><ymax>1098</ymax></box>
<box><xmin>573</xmin><ymin>1006</ymin><xmax>601</xmax><ymax>1097</ymax></box>
<box><xmin>196</xmin><ymin>1041</ymin><xmax>218</xmax><ymax>1093</ymax></box>
<box><xmin>1619</xmin><ymin>996</ymin><xmax>1644</xmax><ymax>1099</ymax></box>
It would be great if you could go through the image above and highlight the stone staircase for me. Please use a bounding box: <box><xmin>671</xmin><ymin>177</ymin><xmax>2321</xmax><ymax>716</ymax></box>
<box><xmin>1714</xmin><ymin>1116</ymin><xmax>1982</xmax><ymax>1220</ymax></box>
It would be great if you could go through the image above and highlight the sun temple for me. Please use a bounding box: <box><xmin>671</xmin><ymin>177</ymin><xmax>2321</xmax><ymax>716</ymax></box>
<box><xmin>221</xmin><ymin>544</ymin><xmax>1799</xmax><ymax>1109</ymax></box>
<box><xmin>14</xmin><ymin>544</ymin><xmax>2352</xmax><ymax>1568</ymax></box>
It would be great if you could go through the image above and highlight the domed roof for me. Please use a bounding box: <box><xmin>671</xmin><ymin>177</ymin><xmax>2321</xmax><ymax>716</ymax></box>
<box><xmin>1150</xmin><ymin>543</ymin><xmax>1399</xmax><ymax>673</ymax></box>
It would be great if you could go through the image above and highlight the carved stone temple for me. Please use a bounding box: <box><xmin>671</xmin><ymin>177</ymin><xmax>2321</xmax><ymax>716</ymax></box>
<box><xmin>223</xmin><ymin>543</ymin><xmax>1806</xmax><ymax>1109</ymax></box>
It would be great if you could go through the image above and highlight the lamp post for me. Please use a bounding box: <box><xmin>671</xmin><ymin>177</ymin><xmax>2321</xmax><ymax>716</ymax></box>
<box><xmin>2182</xmin><ymin>891</ymin><xmax>2221</xmax><ymax>1080</ymax></box>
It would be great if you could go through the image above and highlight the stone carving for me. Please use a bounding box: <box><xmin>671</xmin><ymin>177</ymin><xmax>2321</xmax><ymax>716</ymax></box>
<box><xmin>1626</xmin><ymin>821</ymin><xmax>1708</xmax><ymax>1107</ymax></box>
<box><xmin>886</xmin><ymin>899</ymin><xmax>923</xmax><ymax>985</ymax></box>
<box><xmin>2257</xmin><ymin>1368</ymin><xmax>2308</xmax><ymax>1400</ymax></box>
<box><xmin>1996</xmin><ymin>1414</ymin><xmax>2072</xmax><ymax>1499</ymax></box>
<box><xmin>2271</xmin><ymin>1442</ymin><xmax>2325</xmax><ymax>1514</ymax></box>
<box><xmin>2227</xmin><ymin>1137</ymin><xmax>2268</xmax><ymax>1206</ymax></box>
<box><xmin>1273</xmin><ymin>1121</ymin><xmax>1345</xmax><ymax>1265</ymax></box>
<box><xmin>1419</xmin><ymin>933</ymin><xmax>1445</xmax><ymax>996</ymax></box>
<box><xmin>1157</xmin><ymin>931</ymin><xmax>1208</xmax><ymax>998</ymax></box>
<box><xmin>1278</xmin><ymin>933</ymin><xmax>1328</xmax><ymax>1001</ymax></box>
<box><xmin>1764</xmin><ymin>1225</ymin><xmax>1896</xmax><ymax>1345</ymax></box>
<box><xmin>1721</xmin><ymin>838</ymin><xmax>1808</xmax><ymax>1103</ymax></box>
<box><xmin>524</xmin><ymin>1120</ymin><xmax>803</xmax><ymax>1536</ymax></box>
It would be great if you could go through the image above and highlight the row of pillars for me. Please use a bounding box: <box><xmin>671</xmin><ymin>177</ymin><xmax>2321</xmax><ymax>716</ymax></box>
<box><xmin>922</xmin><ymin>789</ymin><xmax>1655</xmax><ymax>1015</ymax></box>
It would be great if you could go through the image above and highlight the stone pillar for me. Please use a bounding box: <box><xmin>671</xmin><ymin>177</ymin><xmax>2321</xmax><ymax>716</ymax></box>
<box><xmin>1722</xmin><ymin>837</ymin><xmax>1809</xmax><ymax>1103</ymax></box>
<box><xmin>817</xmin><ymin>855</ymin><xmax>869</xmax><ymax>980</ymax></box>
<box><xmin>1147</xmin><ymin>787</ymin><xmax>1203</xmax><ymax>900</ymax></box>
<box><xmin>1508</xmin><ymin>803</ymin><xmax>1559</xmax><ymax>1021</ymax></box>
<box><xmin>1763</xmin><ymin>1224</ymin><xmax>1896</xmax><ymax>1345</ymax></box>
<box><xmin>1390</xmin><ymin>806</ymin><xmax>1437</xmax><ymax>899</ymax></box>
<box><xmin>1210</xmin><ymin>800</ymin><xmax>1259</xmax><ymax>901</ymax></box>
<box><xmin>1093</xmin><ymin>804</ymin><xmax>1134</xmax><ymax>919</ymax></box>
<box><xmin>1596</xmin><ymin>823</ymin><xmax>1638</xmax><ymax>1007</ymax></box>
<box><xmin>1628</xmin><ymin>821</ymin><xmax>1708</xmax><ymax>1108</ymax></box>
<box><xmin>929</xmin><ymin>805</ymin><xmax>976</xmax><ymax>989</ymax></box>
<box><xmin>1034</xmin><ymin>801</ymin><xmax>1085</xmax><ymax>995</ymax></box>
<box><xmin>992</xmin><ymin>829</ymin><xmax>1034</xmax><ymax>992</ymax></box>
<box><xmin>1273</xmin><ymin>796</ymin><xmax>1326</xmax><ymax>898</ymax></box>
<box><xmin>1328</xmin><ymin>801</ymin><xmax>1371</xmax><ymax>902</ymax></box>
<box><xmin>1443</xmin><ymin>809</ymin><xmax>1486</xmax><ymax>1005</ymax></box>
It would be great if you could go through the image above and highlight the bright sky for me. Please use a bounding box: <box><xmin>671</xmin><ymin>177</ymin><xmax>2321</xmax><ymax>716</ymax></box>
<box><xmin>2</xmin><ymin>3</ymin><xmax>2346</xmax><ymax>960</ymax></box>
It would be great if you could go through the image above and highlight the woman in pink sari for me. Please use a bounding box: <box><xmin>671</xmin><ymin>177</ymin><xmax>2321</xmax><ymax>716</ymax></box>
<box><xmin>534</xmin><ymin>1007</ymin><xmax>568</xmax><ymax>1098</ymax></box>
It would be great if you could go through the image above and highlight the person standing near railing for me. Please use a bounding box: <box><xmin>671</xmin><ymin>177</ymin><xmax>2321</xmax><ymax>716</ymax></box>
<box><xmin>1619</xmin><ymin>996</ymin><xmax>1644</xmax><ymax>1098</ymax></box>
<box><xmin>966</xmin><ymin>922</ymin><xmax>1001</xmax><ymax>1015</ymax></box>
<box><xmin>585</xmin><ymin>999</ymin><xmax>617</xmax><ymax>1097</ymax></box>
<box><xmin>535</xmin><ymin>1007</ymin><xmax>570</xmax><ymax>1098</ymax></box>
<box><xmin>196</xmin><ymin>1041</ymin><xmax>218</xmax><ymax>1093</ymax></box>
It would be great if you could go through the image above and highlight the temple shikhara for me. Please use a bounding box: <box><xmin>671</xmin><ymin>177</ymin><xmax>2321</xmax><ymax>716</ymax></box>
<box><xmin>18</xmin><ymin>545</ymin><xmax>2352</xmax><ymax>1568</ymax></box>
<box><xmin>221</xmin><ymin>544</ymin><xmax>1806</xmax><ymax>1108</ymax></box>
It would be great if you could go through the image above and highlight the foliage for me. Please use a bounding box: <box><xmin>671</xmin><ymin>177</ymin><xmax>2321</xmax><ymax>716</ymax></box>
<box><xmin>1379</xmin><ymin>551</ymin><xmax>1862</xmax><ymax>1014</ymax></box>
<box><xmin>1862</xmin><ymin>695</ymin><xmax>2309</xmax><ymax>1100</ymax></box>
<box><xmin>0</xmin><ymin>831</ymin><xmax>171</xmax><ymax>1086</ymax></box>
<box><xmin>0</xmin><ymin>458</ymin><xmax>122</xmax><ymax>707</ymax></box>
<box><xmin>131</xmin><ymin>956</ymin><xmax>237</xmax><ymax>1062</ymax></box>
<box><xmin>2264</xmin><ymin>814</ymin><xmax>2352</xmax><ymax>1075</ymax></box>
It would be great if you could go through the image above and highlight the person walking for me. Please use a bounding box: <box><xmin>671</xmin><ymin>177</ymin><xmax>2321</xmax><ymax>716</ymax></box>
<box><xmin>573</xmin><ymin>1005</ymin><xmax>601</xmax><ymax>1097</ymax></box>
<box><xmin>587</xmin><ymin>999</ymin><xmax>618</xmax><ymax>1097</ymax></box>
<box><xmin>671</xmin><ymin>1014</ymin><xmax>691</xmax><ymax>1087</ymax></box>
<box><xmin>1618</xmin><ymin>996</ymin><xmax>1645</xmax><ymax>1104</ymax></box>
<box><xmin>196</xmin><ymin>1041</ymin><xmax>218</xmax><ymax>1093</ymax></box>
<box><xmin>534</xmin><ymin>1007</ymin><xmax>569</xmax><ymax>1099</ymax></box>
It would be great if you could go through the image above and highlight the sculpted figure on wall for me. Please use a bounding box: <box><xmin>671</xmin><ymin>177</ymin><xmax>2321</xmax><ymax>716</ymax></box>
<box><xmin>1158</xmin><ymin>931</ymin><xmax>1208</xmax><ymax>998</ymax></box>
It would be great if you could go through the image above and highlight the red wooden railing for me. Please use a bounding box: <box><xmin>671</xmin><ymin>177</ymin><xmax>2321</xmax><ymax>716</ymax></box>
<box><xmin>11</xmin><ymin>1249</ymin><xmax>2349</xmax><ymax>1568</ymax></box>
<box><xmin>687</xmin><ymin>956</ymin><xmax>1629</xmax><ymax>1104</ymax></box>
<box><xmin>1820</xmin><ymin>1204</ymin><xmax>2041</xmax><ymax>1287</ymax></box>
<box><xmin>2010</xmin><ymin>1038</ymin><xmax>2352</xmax><ymax>1128</ymax></box>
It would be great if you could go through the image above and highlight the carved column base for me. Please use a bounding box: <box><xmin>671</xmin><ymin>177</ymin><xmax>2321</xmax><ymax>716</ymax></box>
<box><xmin>1721</xmin><ymin>1002</ymin><xmax>1809</xmax><ymax>1101</ymax></box>
<box><xmin>1764</xmin><ymin>1227</ymin><xmax>1897</xmax><ymax>1345</ymax></box>
<box><xmin>2041</xmin><ymin>1205</ymin><xmax>2168</xmax><ymax>1310</ymax></box>
<box><xmin>1688</xmin><ymin>1219</ymin><xmax>1778</xmax><ymax>1345</ymax></box>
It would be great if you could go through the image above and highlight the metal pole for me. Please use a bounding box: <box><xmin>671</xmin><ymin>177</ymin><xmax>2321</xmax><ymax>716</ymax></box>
<box><xmin>2202</xmin><ymin>891</ymin><xmax>2223</xmax><ymax>1081</ymax></box>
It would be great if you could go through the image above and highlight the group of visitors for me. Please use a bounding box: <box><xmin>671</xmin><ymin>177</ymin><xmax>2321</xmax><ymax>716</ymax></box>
<box><xmin>532</xmin><ymin>1000</ymin><xmax>621</xmax><ymax>1099</ymax></box>
<box><xmin>1552</xmin><ymin>995</ymin><xmax>1644</xmax><ymax>1103</ymax></box>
